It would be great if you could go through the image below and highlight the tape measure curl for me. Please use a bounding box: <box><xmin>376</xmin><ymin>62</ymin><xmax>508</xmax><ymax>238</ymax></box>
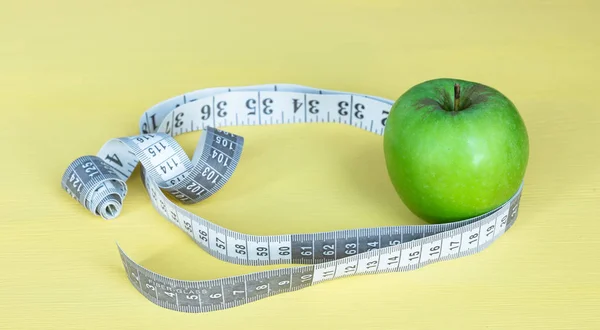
<box><xmin>61</xmin><ymin>83</ymin><xmax>522</xmax><ymax>313</ymax></box>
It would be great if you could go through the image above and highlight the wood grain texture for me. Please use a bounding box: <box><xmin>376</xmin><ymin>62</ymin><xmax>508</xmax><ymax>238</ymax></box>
<box><xmin>1</xmin><ymin>0</ymin><xmax>599</xmax><ymax>329</ymax></box>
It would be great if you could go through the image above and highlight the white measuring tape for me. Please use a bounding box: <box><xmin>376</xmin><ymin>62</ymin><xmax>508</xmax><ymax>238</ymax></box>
<box><xmin>61</xmin><ymin>83</ymin><xmax>522</xmax><ymax>313</ymax></box>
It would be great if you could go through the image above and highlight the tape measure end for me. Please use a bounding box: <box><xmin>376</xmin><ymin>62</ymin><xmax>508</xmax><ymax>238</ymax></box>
<box><xmin>98</xmin><ymin>199</ymin><xmax>121</xmax><ymax>220</ymax></box>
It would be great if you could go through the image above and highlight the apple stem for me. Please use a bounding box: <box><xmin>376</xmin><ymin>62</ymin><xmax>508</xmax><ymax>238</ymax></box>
<box><xmin>454</xmin><ymin>83</ymin><xmax>460</xmax><ymax>112</ymax></box>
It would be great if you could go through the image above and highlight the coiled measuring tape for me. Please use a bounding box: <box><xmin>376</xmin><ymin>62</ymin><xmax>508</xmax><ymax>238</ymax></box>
<box><xmin>61</xmin><ymin>83</ymin><xmax>522</xmax><ymax>313</ymax></box>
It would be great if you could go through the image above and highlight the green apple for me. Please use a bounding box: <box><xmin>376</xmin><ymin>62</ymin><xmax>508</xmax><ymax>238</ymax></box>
<box><xmin>383</xmin><ymin>78</ymin><xmax>529</xmax><ymax>224</ymax></box>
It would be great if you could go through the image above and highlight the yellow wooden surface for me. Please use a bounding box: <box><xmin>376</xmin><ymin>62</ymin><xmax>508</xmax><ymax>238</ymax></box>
<box><xmin>1</xmin><ymin>0</ymin><xmax>599</xmax><ymax>329</ymax></box>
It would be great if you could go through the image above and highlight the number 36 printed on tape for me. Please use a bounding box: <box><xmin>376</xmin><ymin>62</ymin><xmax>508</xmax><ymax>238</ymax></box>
<box><xmin>61</xmin><ymin>83</ymin><xmax>522</xmax><ymax>313</ymax></box>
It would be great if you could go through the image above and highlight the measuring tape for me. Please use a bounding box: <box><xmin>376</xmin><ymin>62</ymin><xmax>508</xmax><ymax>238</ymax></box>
<box><xmin>61</xmin><ymin>83</ymin><xmax>522</xmax><ymax>313</ymax></box>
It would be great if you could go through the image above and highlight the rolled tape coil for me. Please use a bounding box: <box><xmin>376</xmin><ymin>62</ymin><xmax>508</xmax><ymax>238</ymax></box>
<box><xmin>61</xmin><ymin>83</ymin><xmax>522</xmax><ymax>313</ymax></box>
